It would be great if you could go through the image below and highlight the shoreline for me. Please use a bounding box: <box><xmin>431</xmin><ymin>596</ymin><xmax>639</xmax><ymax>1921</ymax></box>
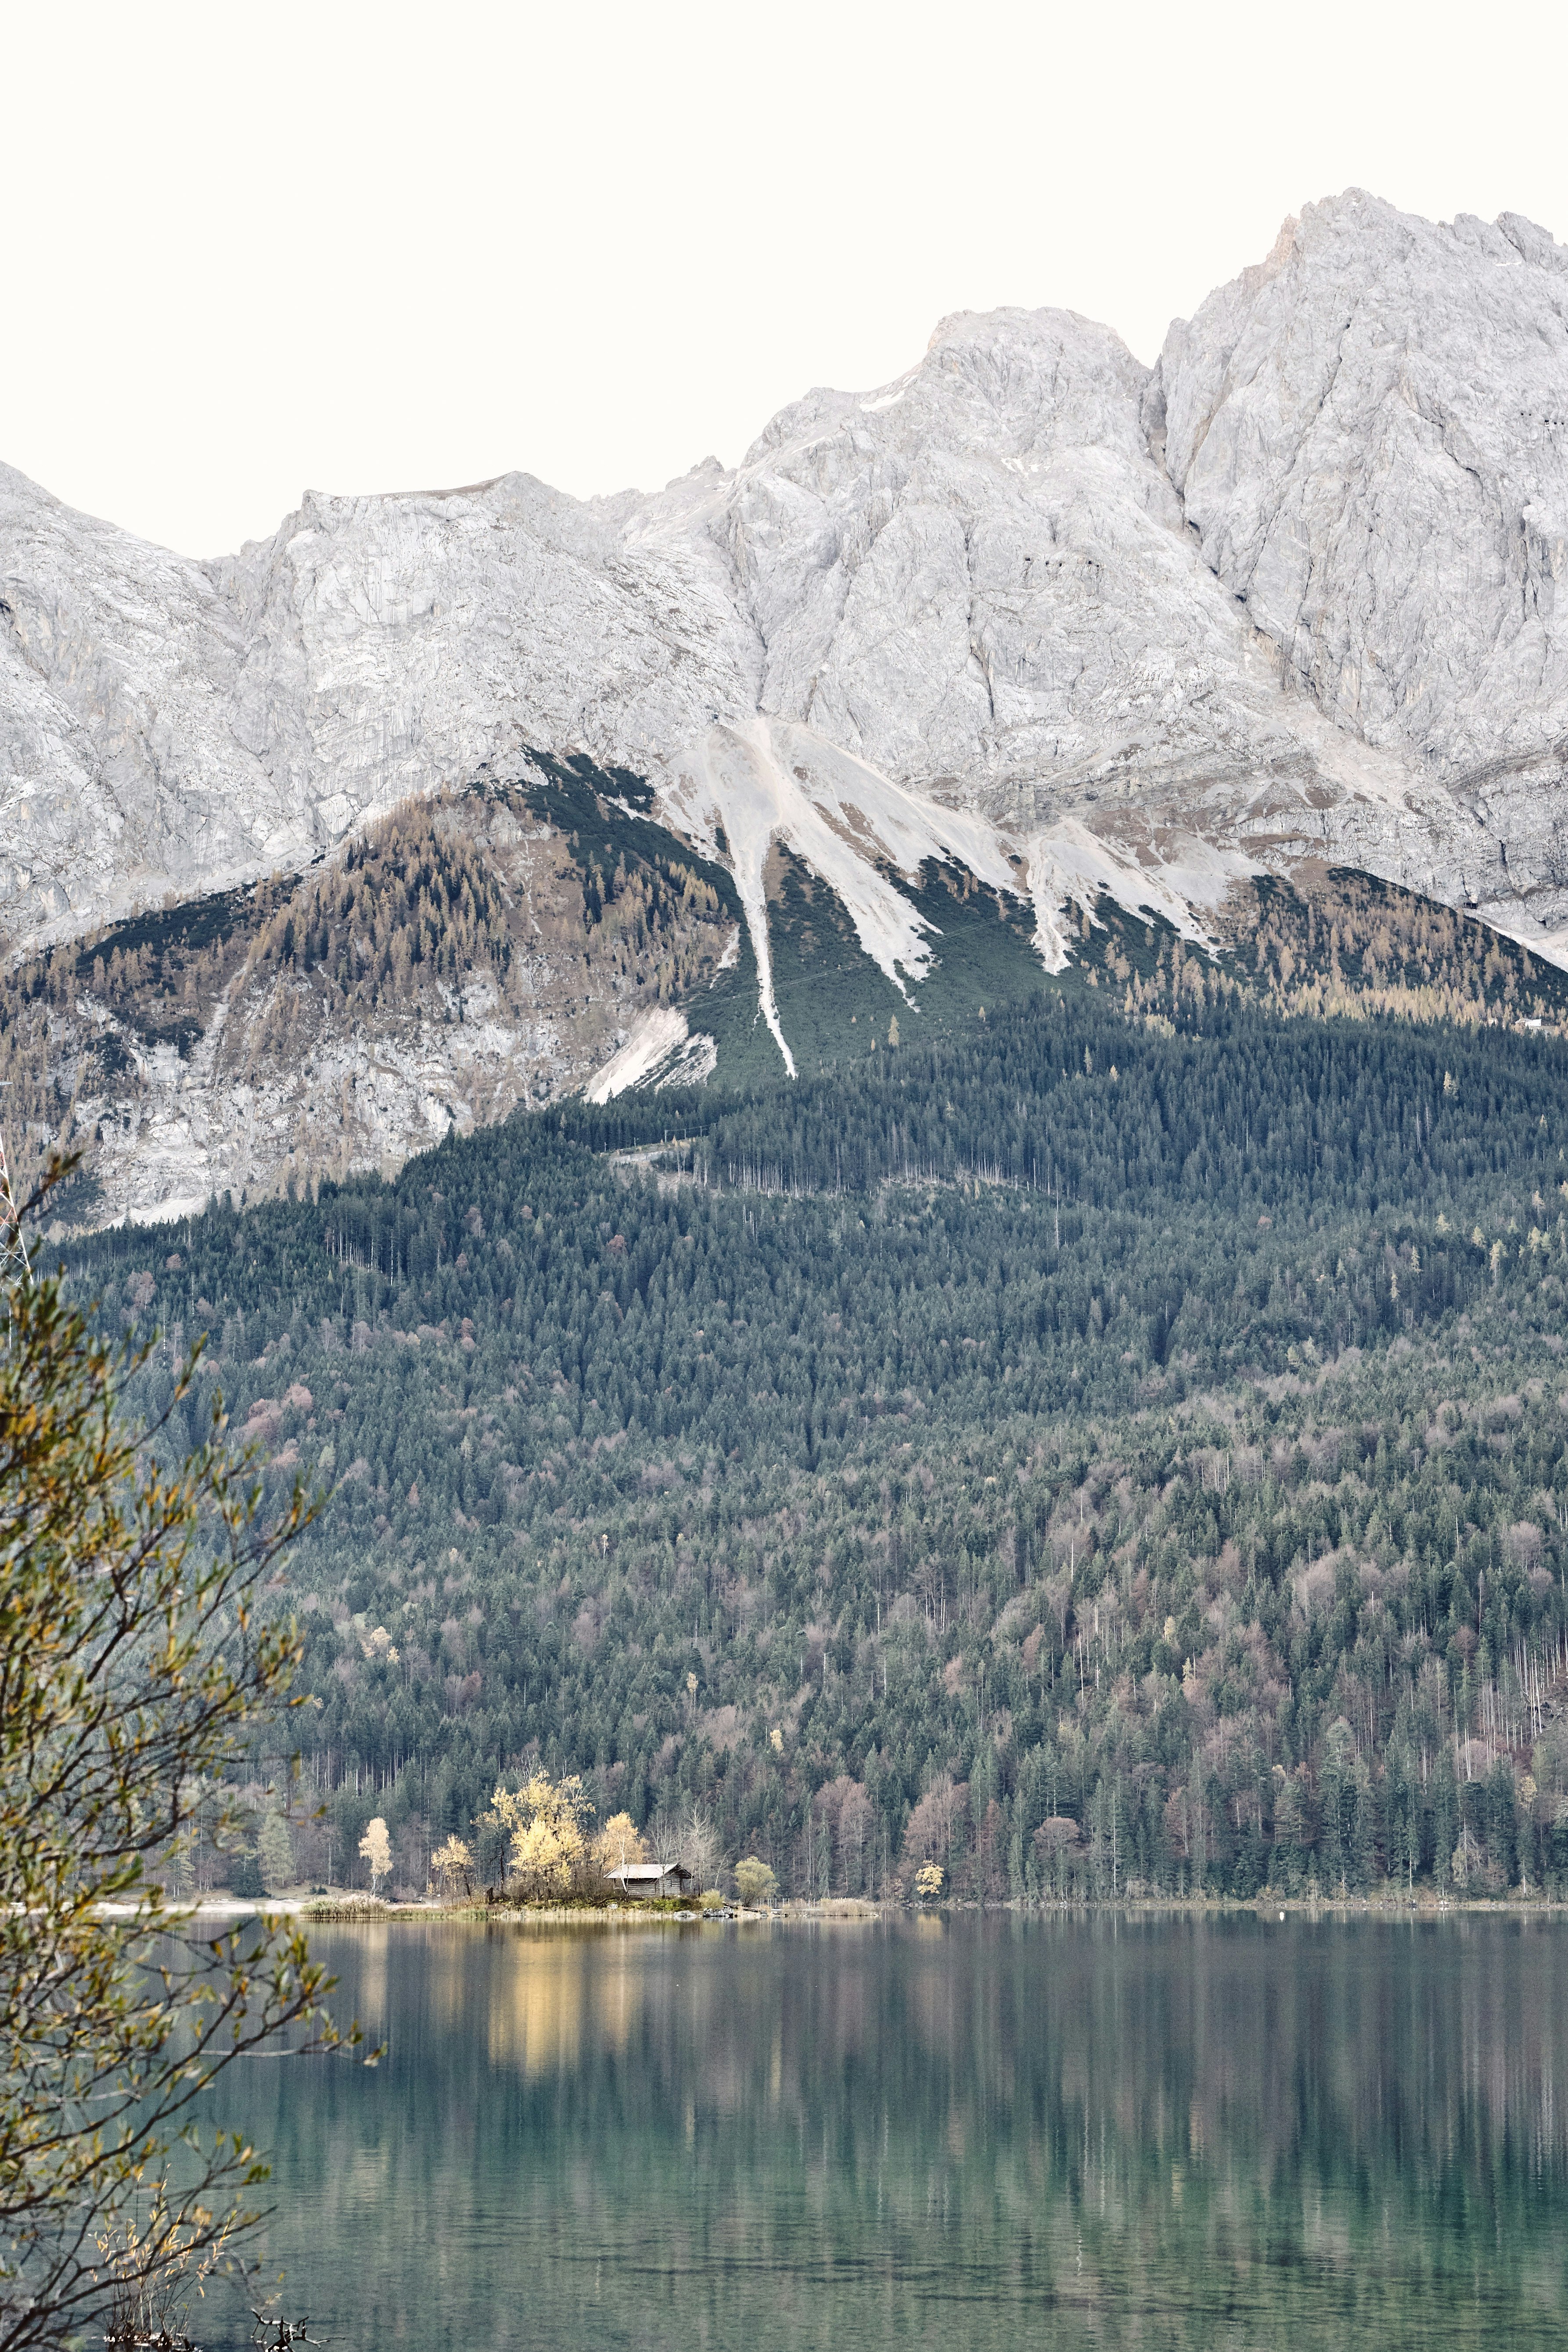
<box><xmin>137</xmin><ymin>1888</ymin><xmax>1568</xmax><ymax>1927</ymax></box>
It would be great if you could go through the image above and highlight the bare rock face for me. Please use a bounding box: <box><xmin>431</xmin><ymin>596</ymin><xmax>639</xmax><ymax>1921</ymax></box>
<box><xmin>7</xmin><ymin>186</ymin><xmax>1568</xmax><ymax>1190</ymax></box>
<box><xmin>1159</xmin><ymin>191</ymin><xmax>1568</xmax><ymax>781</ymax></box>
<box><xmin>205</xmin><ymin>472</ymin><xmax>759</xmax><ymax>845</ymax></box>
<box><xmin>698</xmin><ymin>305</ymin><xmax>1291</xmax><ymax>795</ymax></box>
<box><xmin>0</xmin><ymin>463</ymin><xmax>759</xmax><ymax>944</ymax></box>
<box><xmin>0</xmin><ymin>462</ymin><xmax>275</xmax><ymax>932</ymax></box>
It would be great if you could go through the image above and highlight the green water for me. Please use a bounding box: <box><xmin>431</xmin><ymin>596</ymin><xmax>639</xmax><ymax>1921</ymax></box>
<box><xmin>212</xmin><ymin>1912</ymin><xmax>1568</xmax><ymax>2349</ymax></box>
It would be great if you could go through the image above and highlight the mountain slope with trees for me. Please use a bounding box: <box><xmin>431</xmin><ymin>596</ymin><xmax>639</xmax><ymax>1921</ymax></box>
<box><xmin>64</xmin><ymin>983</ymin><xmax>1568</xmax><ymax>1904</ymax></box>
<box><xmin>7</xmin><ymin>733</ymin><xmax>1565</xmax><ymax>1229</ymax></box>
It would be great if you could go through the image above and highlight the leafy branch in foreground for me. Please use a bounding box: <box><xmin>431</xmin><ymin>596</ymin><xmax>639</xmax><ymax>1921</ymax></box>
<box><xmin>0</xmin><ymin>1226</ymin><xmax>364</xmax><ymax>2352</ymax></box>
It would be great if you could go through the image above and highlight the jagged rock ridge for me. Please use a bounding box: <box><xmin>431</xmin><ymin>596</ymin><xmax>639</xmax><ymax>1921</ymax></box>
<box><xmin>6</xmin><ymin>189</ymin><xmax>1568</xmax><ymax>1216</ymax></box>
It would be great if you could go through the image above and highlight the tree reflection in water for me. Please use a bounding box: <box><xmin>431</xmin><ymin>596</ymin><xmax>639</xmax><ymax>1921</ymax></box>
<box><xmin>218</xmin><ymin>1913</ymin><xmax>1568</xmax><ymax>2350</ymax></box>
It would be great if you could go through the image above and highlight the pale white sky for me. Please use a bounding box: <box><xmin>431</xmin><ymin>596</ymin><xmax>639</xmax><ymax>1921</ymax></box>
<box><xmin>5</xmin><ymin>0</ymin><xmax>1566</xmax><ymax>557</ymax></box>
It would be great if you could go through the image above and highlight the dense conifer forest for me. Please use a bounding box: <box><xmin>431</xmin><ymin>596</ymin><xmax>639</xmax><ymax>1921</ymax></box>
<box><xmin>67</xmin><ymin>984</ymin><xmax>1568</xmax><ymax>1904</ymax></box>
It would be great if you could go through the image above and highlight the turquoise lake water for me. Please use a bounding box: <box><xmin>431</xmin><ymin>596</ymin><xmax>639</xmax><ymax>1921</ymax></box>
<box><xmin>208</xmin><ymin>1911</ymin><xmax>1568</xmax><ymax>2349</ymax></box>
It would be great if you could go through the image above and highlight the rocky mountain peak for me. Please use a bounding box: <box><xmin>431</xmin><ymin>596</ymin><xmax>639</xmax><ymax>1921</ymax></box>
<box><xmin>1158</xmin><ymin>191</ymin><xmax>1568</xmax><ymax>779</ymax></box>
<box><xmin>8</xmin><ymin>191</ymin><xmax>1568</xmax><ymax>1220</ymax></box>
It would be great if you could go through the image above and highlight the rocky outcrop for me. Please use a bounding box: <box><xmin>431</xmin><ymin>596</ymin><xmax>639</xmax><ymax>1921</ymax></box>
<box><xmin>0</xmin><ymin>463</ymin><xmax>756</xmax><ymax>944</ymax></box>
<box><xmin>1159</xmin><ymin>194</ymin><xmax>1568</xmax><ymax>781</ymax></box>
<box><xmin>0</xmin><ymin>773</ymin><xmax>742</xmax><ymax>1224</ymax></box>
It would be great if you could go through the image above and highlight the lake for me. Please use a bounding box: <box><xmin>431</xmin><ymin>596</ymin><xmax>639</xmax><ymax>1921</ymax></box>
<box><xmin>210</xmin><ymin>1911</ymin><xmax>1568</xmax><ymax>2350</ymax></box>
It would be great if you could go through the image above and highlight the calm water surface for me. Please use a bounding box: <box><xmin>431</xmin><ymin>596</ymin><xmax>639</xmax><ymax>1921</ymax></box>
<box><xmin>212</xmin><ymin>1913</ymin><xmax>1568</xmax><ymax>2349</ymax></box>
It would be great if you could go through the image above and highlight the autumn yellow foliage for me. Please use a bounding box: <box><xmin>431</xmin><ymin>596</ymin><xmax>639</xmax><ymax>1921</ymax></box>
<box><xmin>482</xmin><ymin>1772</ymin><xmax>594</xmax><ymax>1895</ymax></box>
<box><xmin>431</xmin><ymin>1834</ymin><xmax>473</xmax><ymax>1899</ymax></box>
<box><xmin>593</xmin><ymin>1812</ymin><xmax>648</xmax><ymax>1871</ymax></box>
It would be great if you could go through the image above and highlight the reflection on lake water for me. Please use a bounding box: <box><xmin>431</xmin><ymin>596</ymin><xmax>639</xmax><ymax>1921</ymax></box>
<box><xmin>214</xmin><ymin>1913</ymin><xmax>1568</xmax><ymax>2350</ymax></box>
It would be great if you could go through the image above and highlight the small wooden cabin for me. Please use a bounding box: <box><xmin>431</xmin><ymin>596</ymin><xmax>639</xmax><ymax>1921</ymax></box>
<box><xmin>608</xmin><ymin>1861</ymin><xmax>697</xmax><ymax>1901</ymax></box>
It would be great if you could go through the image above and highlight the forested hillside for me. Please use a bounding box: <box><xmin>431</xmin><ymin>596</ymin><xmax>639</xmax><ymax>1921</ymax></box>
<box><xmin>69</xmin><ymin>989</ymin><xmax>1568</xmax><ymax>1904</ymax></box>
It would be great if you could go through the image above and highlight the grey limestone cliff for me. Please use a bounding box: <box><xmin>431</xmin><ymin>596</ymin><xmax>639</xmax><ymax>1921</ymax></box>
<box><xmin>7</xmin><ymin>189</ymin><xmax>1568</xmax><ymax>1217</ymax></box>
